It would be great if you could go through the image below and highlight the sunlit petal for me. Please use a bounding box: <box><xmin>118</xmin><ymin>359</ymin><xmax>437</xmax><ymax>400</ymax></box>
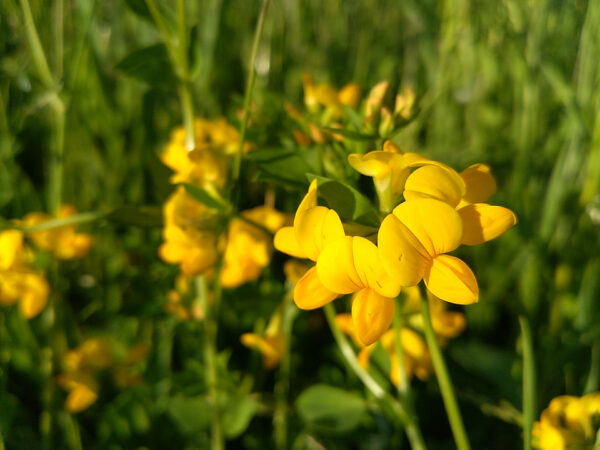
<box><xmin>460</xmin><ymin>163</ymin><xmax>497</xmax><ymax>205</ymax></box>
<box><xmin>294</xmin><ymin>266</ymin><xmax>338</xmax><ymax>310</ymax></box>
<box><xmin>316</xmin><ymin>236</ymin><xmax>362</xmax><ymax>294</ymax></box>
<box><xmin>351</xmin><ymin>288</ymin><xmax>395</xmax><ymax>346</ymax></box>
<box><xmin>458</xmin><ymin>203</ymin><xmax>517</xmax><ymax>245</ymax></box>
<box><xmin>274</xmin><ymin>226</ymin><xmax>306</xmax><ymax>258</ymax></box>
<box><xmin>295</xmin><ymin>207</ymin><xmax>345</xmax><ymax>261</ymax></box>
<box><xmin>352</xmin><ymin>237</ymin><xmax>401</xmax><ymax>298</ymax></box>
<box><xmin>404</xmin><ymin>165</ymin><xmax>466</xmax><ymax>208</ymax></box>
<box><xmin>424</xmin><ymin>255</ymin><xmax>479</xmax><ymax>305</ymax></box>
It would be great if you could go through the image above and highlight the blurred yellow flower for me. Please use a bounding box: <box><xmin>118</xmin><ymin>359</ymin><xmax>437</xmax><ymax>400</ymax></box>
<box><xmin>158</xmin><ymin>186</ymin><xmax>219</xmax><ymax>276</ymax></box>
<box><xmin>302</xmin><ymin>73</ymin><xmax>361</xmax><ymax>114</ymax></box>
<box><xmin>241</xmin><ymin>308</ymin><xmax>284</xmax><ymax>370</ymax></box>
<box><xmin>0</xmin><ymin>229</ymin><xmax>49</xmax><ymax>318</ymax></box>
<box><xmin>23</xmin><ymin>205</ymin><xmax>93</xmax><ymax>260</ymax></box>
<box><xmin>283</xmin><ymin>259</ymin><xmax>309</xmax><ymax>284</ymax></box>
<box><xmin>533</xmin><ymin>393</ymin><xmax>600</xmax><ymax>450</ymax></box>
<box><xmin>378</xmin><ymin>198</ymin><xmax>479</xmax><ymax>305</ymax></box>
<box><xmin>221</xmin><ymin>206</ymin><xmax>290</xmax><ymax>288</ymax></box>
<box><xmin>57</xmin><ymin>372</ymin><xmax>99</xmax><ymax>413</ymax></box>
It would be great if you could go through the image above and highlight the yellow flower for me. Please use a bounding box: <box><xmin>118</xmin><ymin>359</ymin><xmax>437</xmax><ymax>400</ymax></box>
<box><xmin>57</xmin><ymin>372</ymin><xmax>99</xmax><ymax>413</ymax></box>
<box><xmin>273</xmin><ymin>180</ymin><xmax>344</xmax><ymax>309</ymax></box>
<box><xmin>394</xmin><ymin>87</ymin><xmax>416</xmax><ymax>120</ymax></box>
<box><xmin>158</xmin><ymin>186</ymin><xmax>219</xmax><ymax>276</ymax></box>
<box><xmin>0</xmin><ymin>229</ymin><xmax>50</xmax><ymax>318</ymax></box>
<box><xmin>348</xmin><ymin>141</ymin><xmax>452</xmax><ymax>212</ymax></box>
<box><xmin>241</xmin><ymin>308</ymin><xmax>284</xmax><ymax>369</ymax></box>
<box><xmin>378</xmin><ymin>198</ymin><xmax>479</xmax><ymax>305</ymax></box>
<box><xmin>403</xmin><ymin>162</ymin><xmax>517</xmax><ymax>246</ymax></box>
<box><xmin>533</xmin><ymin>393</ymin><xmax>600</xmax><ymax>449</ymax></box>
<box><xmin>23</xmin><ymin>205</ymin><xmax>93</xmax><ymax>260</ymax></box>
<box><xmin>64</xmin><ymin>338</ymin><xmax>113</xmax><ymax>372</ymax></box>
<box><xmin>220</xmin><ymin>206</ymin><xmax>290</xmax><ymax>288</ymax></box>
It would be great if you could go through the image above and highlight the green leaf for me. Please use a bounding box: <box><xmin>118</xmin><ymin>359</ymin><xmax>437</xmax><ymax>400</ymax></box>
<box><xmin>123</xmin><ymin>0</ymin><xmax>177</xmax><ymax>31</ymax></box>
<box><xmin>252</xmin><ymin>148</ymin><xmax>319</xmax><ymax>188</ymax></box>
<box><xmin>167</xmin><ymin>395</ymin><xmax>211</xmax><ymax>435</ymax></box>
<box><xmin>296</xmin><ymin>384</ymin><xmax>368</xmax><ymax>434</ymax></box>
<box><xmin>182</xmin><ymin>183</ymin><xmax>229</xmax><ymax>211</ymax></box>
<box><xmin>115</xmin><ymin>44</ymin><xmax>177</xmax><ymax>89</ymax></box>
<box><xmin>307</xmin><ymin>174</ymin><xmax>380</xmax><ymax>227</ymax></box>
<box><xmin>123</xmin><ymin>0</ymin><xmax>152</xmax><ymax>20</ymax></box>
<box><xmin>222</xmin><ymin>394</ymin><xmax>258</xmax><ymax>438</ymax></box>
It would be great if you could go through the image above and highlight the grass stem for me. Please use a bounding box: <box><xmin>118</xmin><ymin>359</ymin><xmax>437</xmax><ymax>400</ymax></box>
<box><xmin>519</xmin><ymin>316</ymin><xmax>536</xmax><ymax>450</ymax></box>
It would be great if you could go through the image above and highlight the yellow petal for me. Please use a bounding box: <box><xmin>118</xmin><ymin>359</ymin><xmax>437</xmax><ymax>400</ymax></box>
<box><xmin>424</xmin><ymin>255</ymin><xmax>479</xmax><ymax>305</ymax></box>
<box><xmin>295</xmin><ymin>179</ymin><xmax>318</xmax><ymax>219</ymax></box>
<box><xmin>378</xmin><ymin>214</ymin><xmax>429</xmax><ymax>287</ymax></box>
<box><xmin>404</xmin><ymin>165</ymin><xmax>466</xmax><ymax>208</ymax></box>
<box><xmin>458</xmin><ymin>203</ymin><xmax>517</xmax><ymax>245</ymax></box>
<box><xmin>316</xmin><ymin>236</ymin><xmax>362</xmax><ymax>294</ymax></box>
<box><xmin>352</xmin><ymin>237</ymin><xmax>401</xmax><ymax>298</ymax></box>
<box><xmin>460</xmin><ymin>163</ymin><xmax>497</xmax><ymax>205</ymax></box>
<box><xmin>19</xmin><ymin>273</ymin><xmax>49</xmax><ymax>319</ymax></box>
<box><xmin>351</xmin><ymin>288</ymin><xmax>395</xmax><ymax>346</ymax></box>
<box><xmin>0</xmin><ymin>230</ymin><xmax>24</xmax><ymax>271</ymax></box>
<box><xmin>274</xmin><ymin>226</ymin><xmax>306</xmax><ymax>258</ymax></box>
<box><xmin>338</xmin><ymin>83</ymin><xmax>361</xmax><ymax>108</ymax></box>
<box><xmin>293</xmin><ymin>266</ymin><xmax>338</xmax><ymax>310</ymax></box>
<box><xmin>348</xmin><ymin>151</ymin><xmax>395</xmax><ymax>178</ymax></box>
<box><xmin>294</xmin><ymin>207</ymin><xmax>344</xmax><ymax>261</ymax></box>
<box><xmin>392</xmin><ymin>198</ymin><xmax>463</xmax><ymax>258</ymax></box>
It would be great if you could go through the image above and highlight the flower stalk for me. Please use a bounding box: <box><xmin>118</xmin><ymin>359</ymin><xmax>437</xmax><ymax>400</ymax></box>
<box><xmin>519</xmin><ymin>315</ymin><xmax>536</xmax><ymax>450</ymax></box>
<box><xmin>419</xmin><ymin>284</ymin><xmax>470</xmax><ymax>450</ymax></box>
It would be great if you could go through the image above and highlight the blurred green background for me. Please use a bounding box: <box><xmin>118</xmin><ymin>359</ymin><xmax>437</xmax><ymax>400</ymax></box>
<box><xmin>1</xmin><ymin>0</ymin><xmax>599</xmax><ymax>448</ymax></box>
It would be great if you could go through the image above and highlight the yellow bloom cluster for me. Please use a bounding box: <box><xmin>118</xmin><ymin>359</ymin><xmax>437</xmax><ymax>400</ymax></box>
<box><xmin>58</xmin><ymin>338</ymin><xmax>149</xmax><ymax>413</ymax></box>
<box><xmin>241</xmin><ymin>307</ymin><xmax>285</xmax><ymax>370</ymax></box>
<box><xmin>533</xmin><ymin>393</ymin><xmax>600</xmax><ymax>450</ymax></box>
<box><xmin>0</xmin><ymin>229</ymin><xmax>49</xmax><ymax>318</ymax></box>
<box><xmin>274</xmin><ymin>140</ymin><xmax>516</xmax><ymax>346</ymax></box>
<box><xmin>22</xmin><ymin>204</ymin><xmax>94</xmax><ymax>260</ymax></box>
<box><xmin>337</xmin><ymin>287</ymin><xmax>466</xmax><ymax>387</ymax></box>
<box><xmin>159</xmin><ymin>118</ymin><xmax>289</xmax><ymax>288</ymax></box>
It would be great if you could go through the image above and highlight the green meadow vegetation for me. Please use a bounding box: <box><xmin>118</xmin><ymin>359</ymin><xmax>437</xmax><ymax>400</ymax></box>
<box><xmin>1</xmin><ymin>0</ymin><xmax>599</xmax><ymax>448</ymax></box>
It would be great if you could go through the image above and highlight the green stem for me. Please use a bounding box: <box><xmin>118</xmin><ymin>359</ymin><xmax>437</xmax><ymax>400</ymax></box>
<box><xmin>144</xmin><ymin>0</ymin><xmax>179</xmax><ymax>69</ymax></box>
<box><xmin>175</xmin><ymin>0</ymin><xmax>196</xmax><ymax>151</ymax></box>
<box><xmin>197</xmin><ymin>273</ymin><xmax>224</xmax><ymax>450</ymax></box>
<box><xmin>179</xmin><ymin>83</ymin><xmax>196</xmax><ymax>151</ymax></box>
<box><xmin>584</xmin><ymin>340</ymin><xmax>600</xmax><ymax>394</ymax></box>
<box><xmin>273</xmin><ymin>299</ymin><xmax>293</xmax><ymax>450</ymax></box>
<box><xmin>323</xmin><ymin>304</ymin><xmax>427</xmax><ymax>450</ymax></box>
<box><xmin>232</xmin><ymin>0</ymin><xmax>270</xmax><ymax>184</ymax></box>
<box><xmin>519</xmin><ymin>316</ymin><xmax>536</xmax><ymax>450</ymax></box>
<box><xmin>18</xmin><ymin>0</ymin><xmax>55</xmax><ymax>89</ymax></box>
<box><xmin>48</xmin><ymin>97</ymin><xmax>65</xmax><ymax>213</ymax></box>
<box><xmin>419</xmin><ymin>285</ymin><xmax>470</xmax><ymax>450</ymax></box>
<box><xmin>392</xmin><ymin>305</ymin><xmax>410</xmax><ymax>396</ymax></box>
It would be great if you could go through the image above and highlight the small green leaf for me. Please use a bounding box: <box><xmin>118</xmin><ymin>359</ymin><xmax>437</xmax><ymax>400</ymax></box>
<box><xmin>167</xmin><ymin>395</ymin><xmax>211</xmax><ymax>435</ymax></box>
<box><xmin>296</xmin><ymin>384</ymin><xmax>368</xmax><ymax>434</ymax></box>
<box><xmin>252</xmin><ymin>148</ymin><xmax>319</xmax><ymax>187</ymax></box>
<box><xmin>222</xmin><ymin>394</ymin><xmax>258</xmax><ymax>438</ymax></box>
<box><xmin>307</xmin><ymin>174</ymin><xmax>380</xmax><ymax>227</ymax></box>
<box><xmin>123</xmin><ymin>0</ymin><xmax>177</xmax><ymax>30</ymax></box>
<box><xmin>115</xmin><ymin>44</ymin><xmax>177</xmax><ymax>89</ymax></box>
<box><xmin>182</xmin><ymin>183</ymin><xmax>228</xmax><ymax>211</ymax></box>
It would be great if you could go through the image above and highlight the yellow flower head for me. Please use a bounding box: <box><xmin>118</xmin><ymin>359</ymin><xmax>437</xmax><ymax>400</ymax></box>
<box><xmin>378</xmin><ymin>198</ymin><xmax>479</xmax><ymax>305</ymax></box>
<box><xmin>57</xmin><ymin>372</ymin><xmax>99</xmax><ymax>413</ymax></box>
<box><xmin>158</xmin><ymin>186</ymin><xmax>219</xmax><ymax>276</ymax></box>
<box><xmin>533</xmin><ymin>393</ymin><xmax>600</xmax><ymax>450</ymax></box>
<box><xmin>221</xmin><ymin>206</ymin><xmax>290</xmax><ymax>288</ymax></box>
<box><xmin>241</xmin><ymin>308</ymin><xmax>285</xmax><ymax>370</ymax></box>
<box><xmin>23</xmin><ymin>205</ymin><xmax>93</xmax><ymax>260</ymax></box>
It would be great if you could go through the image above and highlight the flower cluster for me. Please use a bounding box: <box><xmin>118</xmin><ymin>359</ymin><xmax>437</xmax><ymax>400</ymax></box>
<box><xmin>0</xmin><ymin>229</ymin><xmax>49</xmax><ymax>318</ymax></box>
<box><xmin>533</xmin><ymin>393</ymin><xmax>600</xmax><ymax>450</ymax></box>
<box><xmin>159</xmin><ymin>118</ymin><xmax>289</xmax><ymax>288</ymax></box>
<box><xmin>274</xmin><ymin>140</ymin><xmax>516</xmax><ymax>346</ymax></box>
<box><xmin>58</xmin><ymin>338</ymin><xmax>149</xmax><ymax>413</ymax></box>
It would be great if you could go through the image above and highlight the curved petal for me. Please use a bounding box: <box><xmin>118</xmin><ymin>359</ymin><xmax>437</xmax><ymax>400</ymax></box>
<box><xmin>274</xmin><ymin>226</ymin><xmax>306</xmax><ymax>258</ymax></box>
<box><xmin>352</xmin><ymin>237</ymin><xmax>401</xmax><ymax>298</ymax></box>
<box><xmin>424</xmin><ymin>255</ymin><xmax>479</xmax><ymax>305</ymax></box>
<box><xmin>460</xmin><ymin>163</ymin><xmax>497</xmax><ymax>205</ymax></box>
<box><xmin>458</xmin><ymin>203</ymin><xmax>517</xmax><ymax>245</ymax></box>
<box><xmin>404</xmin><ymin>165</ymin><xmax>466</xmax><ymax>208</ymax></box>
<box><xmin>316</xmin><ymin>236</ymin><xmax>362</xmax><ymax>294</ymax></box>
<box><xmin>295</xmin><ymin>207</ymin><xmax>345</xmax><ymax>261</ymax></box>
<box><xmin>295</xmin><ymin>179</ymin><xmax>318</xmax><ymax>220</ymax></box>
<box><xmin>348</xmin><ymin>152</ymin><xmax>394</xmax><ymax>178</ymax></box>
<box><xmin>294</xmin><ymin>266</ymin><xmax>338</xmax><ymax>310</ymax></box>
<box><xmin>393</xmin><ymin>198</ymin><xmax>463</xmax><ymax>257</ymax></box>
<box><xmin>351</xmin><ymin>288</ymin><xmax>395</xmax><ymax>346</ymax></box>
<box><xmin>378</xmin><ymin>214</ymin><xmax>428</xmax><ymax>286</ymax></box>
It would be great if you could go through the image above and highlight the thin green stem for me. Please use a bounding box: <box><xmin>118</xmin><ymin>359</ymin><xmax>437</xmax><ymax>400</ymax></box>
<box><xmin>197</xmin><ymin>272</ymin><xmax>224</xmax><ymax>450</ymax></box>
<box><xmin>175</xmin><ymin>0</ymin><xmax>195</xmax><ymax>151</ymax></box>
<box><xmin>273</xmin><ymin>299</ymin><xmax>293</xmax><ymax>450</ymax></box>
<box><xmin>232</xmin><ymin>0</ymin><xmax>270</xmax><ymax>184</ymax></box>
<box><xmin>18</xmin><ymin>0</ymin><xmax>55</xmax><ymax>89</ymax></box>
<box><xmin>48</xmin><ymin>97</ymin><xmax>65</xmax><ymax>213</ymax></box>
<box><xmin>419</xmin><ymin>285</ymin><xmax>470</xmax><ymax>450</ymax></box>
<box><xmin>584</xmin><ymin>340</ymin><xmax>600</xmax><ymax>394</ymax></box>
<box><xmin>323</xmin><ymin>304</ymin><xmax>427</xmax><ymax>450</ymax></box>
<box><xmin>519</xmin><ymin>316</ymin><xmax>536</xmax><ymax>450</ymax></box>
<box><xmin>144</xmin><ymin>0</ymin><xmax>179</xmax><ymax>68</ymax></box>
